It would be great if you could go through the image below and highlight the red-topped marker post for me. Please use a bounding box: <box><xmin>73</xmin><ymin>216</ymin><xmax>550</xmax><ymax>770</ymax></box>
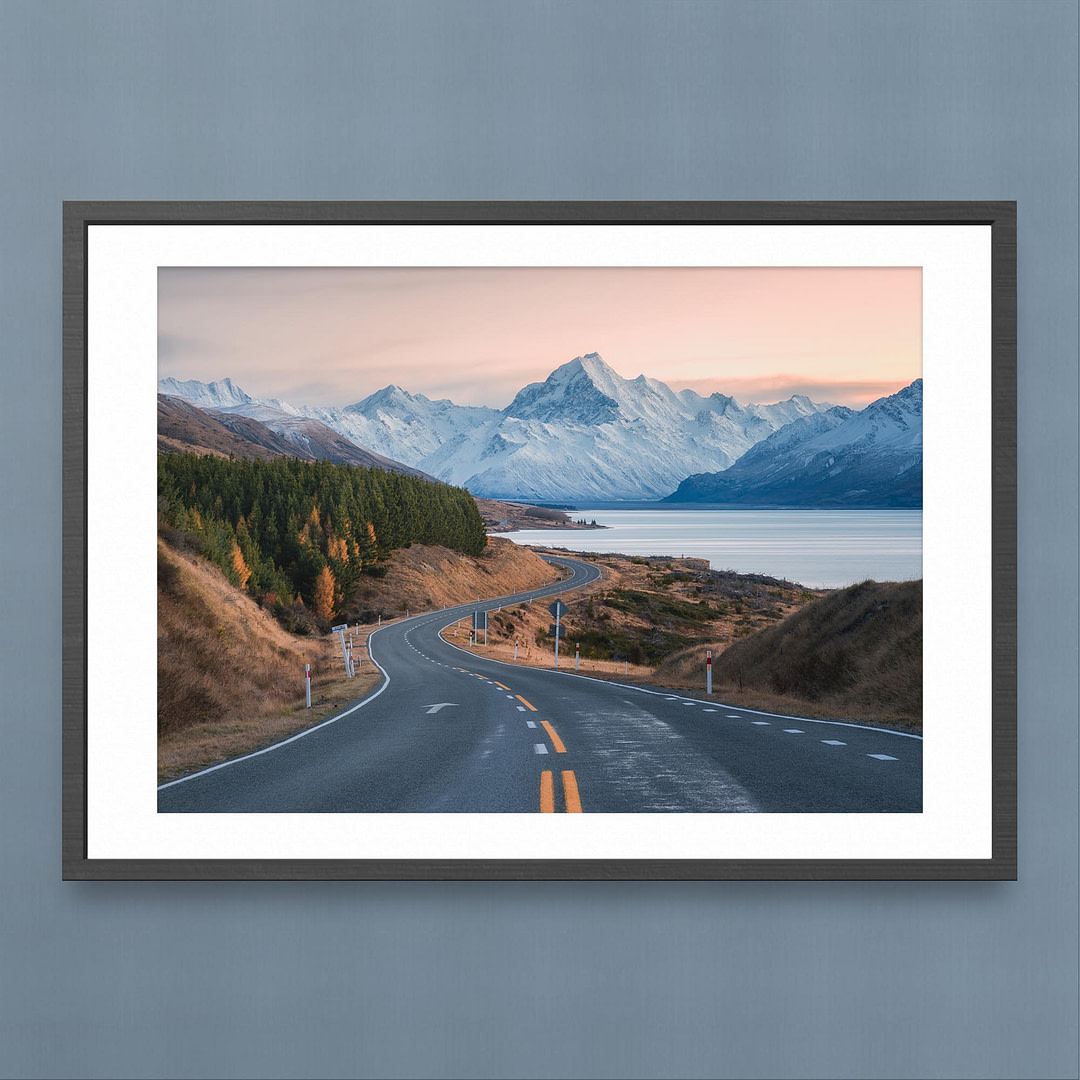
<box><xmin>706</xmin><ymin>649</ymin><xmax>712</xmax><ymax>695</ymax></box>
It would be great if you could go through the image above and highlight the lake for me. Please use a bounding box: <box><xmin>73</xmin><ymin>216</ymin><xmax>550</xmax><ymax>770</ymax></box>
<box><xmin>500</xmin><ymin>508</ymin><xmax>922</xmax><ymax>589</ymax></box>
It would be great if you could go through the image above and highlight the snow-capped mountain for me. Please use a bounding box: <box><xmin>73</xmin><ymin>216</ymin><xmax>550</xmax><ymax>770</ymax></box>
<box><xmin>665</xmin><ymin>380</ymin><xmax>922</xmax><ymax>508</ymax></box>
<box><xmin>157</xmin><ymin>376</ymin><xmax>254</xmax><ymax>411</ymax></box>
<box><xmin>424</xmin><ymin>353</ymin><xmax>832</xmax><ymax>500</ymax></box>
<box><xmin>158</xmin><ymin>354</ymin><xmax>837</xmax><ymax>501</ymax></box>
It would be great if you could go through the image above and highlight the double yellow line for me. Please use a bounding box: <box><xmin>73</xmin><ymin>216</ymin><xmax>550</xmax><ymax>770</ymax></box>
<box><xmin>456</xmin><ymin>674</ymin><xmax>582</xmax><ymax>813</ymax></box>
<box><xmin>540</xmin><ymin>769</ymin><xmax>582</xmax><ymax>813</ymax></box>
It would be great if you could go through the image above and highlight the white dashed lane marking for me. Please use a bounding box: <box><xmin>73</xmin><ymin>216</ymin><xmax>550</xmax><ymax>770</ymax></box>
<box><xmin>703</xmin><ymin>709</ymin><xmax>717</xmax><ymax>713</ymax></box>
<box><xmin>783</xmin><ymin>729</ymin><xmax>805</xmax><ymax>734</ymax></box>
<box><xmin>751</xmin><ymin>721</ymin><xmax>770</xmax><ymax>726</ymax></box>
<box><xmin>534</xmin><ymin>744</ymin><xmax>548</xmax><ymax>755</ymax></box>
<box><xmin>868</xmin><ymin>754</ymin><xmax>899</xmax><ymax>761</ymax></box>
<box><xmin>516</xmin><ymin>705</ymin><xmax>526</xmax><ymax>712</ymax></box>
<box><xmin>822</xmin><ymin>740</ymin><xmax>847</xmax><ymax>746</ymax></box>
<box><xmin>526</xmin><ymin>721</ymin><xmax>536</xmax><ymax>729</ymax></box>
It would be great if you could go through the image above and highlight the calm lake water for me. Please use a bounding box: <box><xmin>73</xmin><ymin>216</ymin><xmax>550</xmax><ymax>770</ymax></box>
<box><xmin>501</xmin><ymin>509</ymin><xmax>922</xmax><ymax>589</ymax></box>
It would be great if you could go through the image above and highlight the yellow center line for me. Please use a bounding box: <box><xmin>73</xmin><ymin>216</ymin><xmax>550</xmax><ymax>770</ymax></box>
<box><xmin>561</xmin><ymin>771</ymin><xmax>582</xmax><ymax>813</ymax></box>
<box><xmin>539</xmin><ymin>771</ymin><xmax>554</xmax><ymax>813</ymax></box>
<box><xmin>493</xmin><ymin>681</ymin><xmax>511</xmax><ymax>691</ymax></box>
<box><xmin>515</xmin><ymin>695</ymin><xmax>537</xmax><ymax>711</ymax></box>
<box><xmin>540</xmin><ymin>720</ymin><xmax>567</xmax><ymax>754</ymax></box>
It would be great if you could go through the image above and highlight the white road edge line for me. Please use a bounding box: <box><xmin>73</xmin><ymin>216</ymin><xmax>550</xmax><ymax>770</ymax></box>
<box><xmin>158</xmin><ymin>624</ymin><xmax>393</xmax><ymax>790</ymax></box>
<box><xmin>436</xmin><ymin>598</ymin><xmax>921</xmax><ymax>741</ymax></box>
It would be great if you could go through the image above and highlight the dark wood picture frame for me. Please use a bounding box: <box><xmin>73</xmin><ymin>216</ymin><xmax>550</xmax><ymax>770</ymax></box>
<box><xmin>62</xmin><ymin>200</ymin><xmax>1016</xmax><ymax>880</ymax></box>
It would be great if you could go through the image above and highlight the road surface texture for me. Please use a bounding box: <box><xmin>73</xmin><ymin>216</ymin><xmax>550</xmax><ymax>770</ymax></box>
<box><xmin>159</xmin><ymin>556</ymin><xmax>921</xmax><ymax>813</ymax></box>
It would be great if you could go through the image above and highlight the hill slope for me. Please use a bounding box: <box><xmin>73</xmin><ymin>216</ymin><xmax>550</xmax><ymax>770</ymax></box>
<box><xmin>656</xmin><ymin>579</ymin><xmax>922</xmax><ymax>727</ymax></box>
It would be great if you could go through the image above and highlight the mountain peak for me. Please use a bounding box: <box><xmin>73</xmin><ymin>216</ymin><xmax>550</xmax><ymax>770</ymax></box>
<box><xmin>504</xmin><ymin>353</ymin><xmax>623</xmax><ymax>425</ymax></box>
<box><xmin>555</xmin><ymin>352</ymin><xmax>615</xmax><ymax>380</ymax></box>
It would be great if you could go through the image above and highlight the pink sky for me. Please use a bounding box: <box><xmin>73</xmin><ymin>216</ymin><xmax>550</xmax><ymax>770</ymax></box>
<box><xmin>158</xmin><ymin>266</ymin><xmax>921</xmax><ymax>409</ymax></box>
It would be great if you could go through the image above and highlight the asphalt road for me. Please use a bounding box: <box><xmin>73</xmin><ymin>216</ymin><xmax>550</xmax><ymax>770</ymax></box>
<box><xmin>159</xmin><ymin>555</ymin><xmax>922</xmax><ymax>813</ymax></box>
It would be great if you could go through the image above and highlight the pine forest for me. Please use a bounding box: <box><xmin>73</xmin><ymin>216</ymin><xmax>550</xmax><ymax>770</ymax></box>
<box><xmin>158</xmin><ymin>454</ymin><xmax>487</xmax><ymax>629</ymax></box>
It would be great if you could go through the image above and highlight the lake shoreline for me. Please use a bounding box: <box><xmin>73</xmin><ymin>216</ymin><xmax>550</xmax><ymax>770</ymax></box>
<box><xmin>498</xmin><ymin>507</ymin><xmax>922</xmax><ymax>591</ymax></box>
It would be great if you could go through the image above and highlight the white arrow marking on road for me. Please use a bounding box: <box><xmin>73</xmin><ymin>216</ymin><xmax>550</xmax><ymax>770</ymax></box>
<box><xmin>422</xmin><ymin>703</ymin><xmax>459</xmax><ymax>714</ymax></box>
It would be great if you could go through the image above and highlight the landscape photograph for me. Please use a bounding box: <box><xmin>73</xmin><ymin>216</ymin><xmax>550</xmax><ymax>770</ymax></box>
<box><xmin>156</xmin><ymin>265</ymin><xmax>923</xmax><ymax>814</ymax></box>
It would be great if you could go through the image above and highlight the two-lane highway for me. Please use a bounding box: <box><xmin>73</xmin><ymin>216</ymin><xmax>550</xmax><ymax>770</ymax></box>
<box><xmin>158</xmin><ymin>556</ymin><xmax>921</xmax><ymax>813</ymax></box>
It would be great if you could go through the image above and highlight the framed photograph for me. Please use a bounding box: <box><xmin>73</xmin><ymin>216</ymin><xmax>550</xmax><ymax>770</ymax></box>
<box><xmin>63</xmin><ymin>201</ymin><xmax>1015</xmax><ymax>880</ymax></box>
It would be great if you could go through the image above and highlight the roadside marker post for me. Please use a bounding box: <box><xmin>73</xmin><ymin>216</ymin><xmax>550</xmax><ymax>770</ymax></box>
<box><xmin>514</xmin><ymin>639</ymin><xmax>519</xmax><ymax>661</ymax></box>
<box><xmin>707</xmin><ymin>649</ymin><xmax>713</xmax><ymax>695</ymax></box>
<box><xmin>575</xmin><ymin>642</ymin><xmax>580</xmax><ymax>671</ymax></box>
<box><xmin>304</xmin><ymin>663</ymin><xmax>311</xmax><ymax>708</ymax></box>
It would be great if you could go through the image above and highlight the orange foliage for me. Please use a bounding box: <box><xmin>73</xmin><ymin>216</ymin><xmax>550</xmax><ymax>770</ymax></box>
<box><xmin>312</xmin><ymin>565</ymin><xmax>336</xmax><ymax>621</ymax></box>
<box><xmin>230</xmin><ymin>540</ymin><xmax>251</xmax><ymax>590</ymax></box>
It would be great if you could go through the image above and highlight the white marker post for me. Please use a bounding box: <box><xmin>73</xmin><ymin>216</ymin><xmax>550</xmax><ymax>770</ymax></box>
<box><xmin>377</xmin><ymin>614</ymin><xmax>381</xmax><ymax>627</ymax></box>
<box><xmin>706</xmin><ymin>649</ymin><xmax>713</xmax><ymax>695</ymax></box>
<box><xmin>514</xmin><ymin>639</ymin><xmax>519</xmax><ymax>662</ymax></box>
<box><xmin>304</xmin><ymin>663</ymin><xmax>311</xmax><ymax>708</ymax></box>
<box><xmin>575</xmin><ymin>642</ymin><xmax>580</xmax><ymax>671</ymax></box>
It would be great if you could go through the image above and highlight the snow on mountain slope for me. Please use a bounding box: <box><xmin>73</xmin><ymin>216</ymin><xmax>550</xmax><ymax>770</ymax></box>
<box><xmin>157</xmin><ymin>377</ymin><xmax>253</xmax><ymax>410</ymax></box>
<box><xmin>666</xmin><ymin>380</ymin><xmax>922</xmax><ymax>508</ymax></box>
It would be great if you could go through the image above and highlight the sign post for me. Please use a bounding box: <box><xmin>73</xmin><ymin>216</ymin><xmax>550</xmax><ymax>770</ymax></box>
<box><xmin>549</xmin><ymin>600</ymin><xmax>568</xmax><ymax>667</ymax></box>
<box><xmin>707</xmin><ymin>648</ymin><xmax>712</xmax><ymax>695</ymax></box>
<box><xmin>304</xmin><ymin>663</ymin><xmax>311</xmax><ymax>708</ymax></box>
<box><xmin>473</xmin><ymin>609</ymin><xmax>488</xmax><ymax>646</ymax></box>
<box><xmin>332</xmin><ymin>623</ymin><xmax>351</xmax><ymax>678</ymax></box>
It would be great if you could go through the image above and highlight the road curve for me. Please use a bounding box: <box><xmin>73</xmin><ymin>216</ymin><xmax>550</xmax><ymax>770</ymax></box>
<box><xmin>159</xmin><ymin>555</ymin><xmax>921</xmax><ymax>813</ymax></box>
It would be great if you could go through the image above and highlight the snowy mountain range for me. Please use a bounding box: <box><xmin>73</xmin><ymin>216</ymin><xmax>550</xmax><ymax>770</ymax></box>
<box><xmin>159</xmin><ymin>354</ymin><xmax>840</xmax><ymax>501</ymax></box>
<box><xmin>665</xmin><ymin>380</ymin><xmax>923</xmax><ymax>508</ymax></box>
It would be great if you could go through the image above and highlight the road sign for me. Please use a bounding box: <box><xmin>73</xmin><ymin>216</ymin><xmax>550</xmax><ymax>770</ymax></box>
<box><xmin>472</xmin><ymin>610</ymin><xmax>488</xmax><ymax>630</ymax></box>
<box><xmin>548</xmin><ymin>623</ymin><xmax>567</xmax><ymax>638</ymax></box>
<box><xmin>549</xmin><ymin>600</ymin><xmax>569</xmax><ymax>618</ymax></box>
<box><xmin>331</xmin><ymin>623</ymin><xmax>348</xmax><ymax>632</ymax></box>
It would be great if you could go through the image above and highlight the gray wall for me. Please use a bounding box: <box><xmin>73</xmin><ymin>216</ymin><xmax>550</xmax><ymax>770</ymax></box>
<box><xmin>1</xmin><ymin>2</ymin><xmax>1076</xmax><ymax>1078</ymax></box>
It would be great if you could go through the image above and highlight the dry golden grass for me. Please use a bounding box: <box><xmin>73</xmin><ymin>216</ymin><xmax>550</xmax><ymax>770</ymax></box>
<box><xmin>342</xmin><ymin>536</ymin><xmax>559</xmax><ymax>622</ymax></box>
<box><xmin>656</xmin><ymin>579</ymin><xmax>922</xmax><ymax>729</ymax></box>
<box><xmin>157</xmin><ymin>540</ymin><xmax>379</xmax><ymax>780</ymax></box>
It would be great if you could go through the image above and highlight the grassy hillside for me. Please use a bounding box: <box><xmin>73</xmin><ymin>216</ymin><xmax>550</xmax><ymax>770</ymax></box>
<box><xmin>658</xmin><ymin>579</ymin><xmax>922</xmax><ymax>728</ymax></box>
<box><xmin>440</xmin><ymin>548</ymin><xmax>821</xmax><ymax>679</ymax></box>
<box><xmin>157</xmin><ymin>538</ymin><xmax>378</xmax><ymax>780</ymax></box>
<box><xmin>341</xmin><ymin>536</ymin><xmax>559</xmax><ymax>623</ymax></box>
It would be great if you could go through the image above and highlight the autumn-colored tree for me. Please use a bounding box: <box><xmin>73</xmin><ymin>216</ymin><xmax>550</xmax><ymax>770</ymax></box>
<box><xmin>366</xmin><ymin>521</ymin><xmax>377</xmax><ymax>549</ymax></box>
<box><xmin>312</xmin><ymin>565</ymin><xmax>336</xmax><ymax>621</ymax></box>
<box><xmin>230</xmin><ymin>540</ymin><xmax>251</xmax><ymax>590</ymax></box>
<box><xmin>328</xmin><ymin>535</ymin><xmax>348</xmax><ymax>563</ymax></box>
